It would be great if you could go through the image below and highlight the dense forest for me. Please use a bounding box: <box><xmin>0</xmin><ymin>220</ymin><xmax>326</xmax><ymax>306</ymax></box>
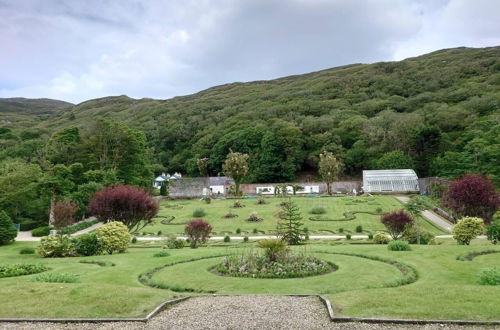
<box><xmin>0</xmin><ymin>46</ymin><xmax>499</xmax><ymax>225</ymax></box>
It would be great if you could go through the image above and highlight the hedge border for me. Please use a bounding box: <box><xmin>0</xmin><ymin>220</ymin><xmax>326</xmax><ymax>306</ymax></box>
<box><xmin>309</xmin><ymin>211</ymin><xmax>384</xmax><ymax>222</ymax></box>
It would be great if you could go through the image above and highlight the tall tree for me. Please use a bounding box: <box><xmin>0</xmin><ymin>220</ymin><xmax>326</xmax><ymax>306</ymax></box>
<box><xmin>277</xmin><ymin>199</ymin><xmax>304</xmax><ymax>245</ymax></box>
<box><xmin>222</xmin><ymin>150</ymin><xmax>249</xmax><ymax>196</ymax></box>
<box><xmin>318</xmin><ymin>151</ymin><xmax>342</xmax><ymax>195</ymax></box>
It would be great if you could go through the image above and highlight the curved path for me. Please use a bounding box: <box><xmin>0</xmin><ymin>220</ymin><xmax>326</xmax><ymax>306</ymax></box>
<box><xmin>395</xmin><ymin>196</ymin><xmax>454</xmax><ymax>233</ymax></box>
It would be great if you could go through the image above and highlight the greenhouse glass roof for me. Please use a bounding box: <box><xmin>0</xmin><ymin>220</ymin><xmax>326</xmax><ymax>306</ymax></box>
<box><xmin>362</xmin><ymin>169</ymin><xmax>419</xmax><ymax>192</ymax></box>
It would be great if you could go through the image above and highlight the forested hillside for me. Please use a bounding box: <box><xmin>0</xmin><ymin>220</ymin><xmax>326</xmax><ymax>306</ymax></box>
<box><xmin>1</xmin><ymin>46</ymin><xmax>499</xmax><ymax>185</ymax></box>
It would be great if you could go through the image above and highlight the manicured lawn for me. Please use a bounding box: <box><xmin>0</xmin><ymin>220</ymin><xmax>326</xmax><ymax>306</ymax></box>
<box><xmin>142</xmin><ymin>195</ymin><xmax>445</xmax><ymax>236</ymax></box>
<box><xmin>0</xmin><ymin>238</ymin><xmax>498</xmax><ymax>320</ymax></box>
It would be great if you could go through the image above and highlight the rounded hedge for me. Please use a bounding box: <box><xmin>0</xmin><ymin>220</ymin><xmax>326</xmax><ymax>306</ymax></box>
<box><xmin>387</xmin><ymin>240</ymin><xmax>412</xmax><ymax>251</ymax></box>
<box><xmin>96</xmin><ymin>221</ymin><xmax>131</xmax><ymax>254</ymax></box>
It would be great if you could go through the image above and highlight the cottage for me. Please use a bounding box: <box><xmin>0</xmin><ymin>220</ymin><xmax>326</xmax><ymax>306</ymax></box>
<box><xmin>152</xmin><ymin>172</ymin><xmax>182</xmax><ymax>189</ymax></box>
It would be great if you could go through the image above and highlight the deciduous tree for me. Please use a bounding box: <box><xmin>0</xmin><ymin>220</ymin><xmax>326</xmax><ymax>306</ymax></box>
<box><xmin>318</xmin><ymin>151</ymin><xmax>342</xmax><ymax>195</ymax></box>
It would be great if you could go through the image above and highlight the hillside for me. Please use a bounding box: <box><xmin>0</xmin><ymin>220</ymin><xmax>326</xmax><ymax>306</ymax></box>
<box><xmin>1</xmin><ymin>46</ymin><xmax>499</xmax><ymax>183</ymax></box>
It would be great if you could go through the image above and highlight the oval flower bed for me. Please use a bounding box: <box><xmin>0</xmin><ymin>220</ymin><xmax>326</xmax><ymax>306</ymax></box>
<box><xmin>0</xmin><ymin>264</ymin><xmax>49</xmax><ymax>278</ymax></box>
<box><xmin>214</xmin><ymin>253</ymin><xmax>336</xmax><ymax>279</ymax></box>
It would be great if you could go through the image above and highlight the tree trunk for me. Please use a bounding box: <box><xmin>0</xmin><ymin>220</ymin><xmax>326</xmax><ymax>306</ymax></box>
<box><xmin>327</xmin><ymin>182</ymin><xmax>331</xmax><ymax>195</ymax></box>
<box><xmin>49</xmin><ymin>195</ymin><xmax>55</xmax><ymax>226</ymax></box>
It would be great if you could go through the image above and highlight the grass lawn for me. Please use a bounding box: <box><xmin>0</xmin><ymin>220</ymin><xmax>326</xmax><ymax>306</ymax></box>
<box><xmin>142</xmin><ymin>195</ymin><xmax>445</xmax><ymax>236</ymax></box>
<box><xmin>0</xmin><ymin>237</ymin><xmax>498</xmax><ymax>320</ymax></box>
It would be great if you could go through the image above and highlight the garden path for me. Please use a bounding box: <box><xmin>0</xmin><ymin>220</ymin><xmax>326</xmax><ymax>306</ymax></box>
<box><xmin>395</xmin><ymin>196</ymin><xmax>454</xmax><ymax>233</ymax></box>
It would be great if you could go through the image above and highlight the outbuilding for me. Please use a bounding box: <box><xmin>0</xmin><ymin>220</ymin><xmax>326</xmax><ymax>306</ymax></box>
<box><xmin>362</xmin><ymin>169</ymin><xmax>419</xmax><ymax>193</ymax></box>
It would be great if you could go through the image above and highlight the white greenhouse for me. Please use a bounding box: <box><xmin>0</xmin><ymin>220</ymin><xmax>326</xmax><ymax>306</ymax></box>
<box><xmin>362</xmin><ymin>169</ymin><xmax>419</xmax><ymax>193</ymax></box>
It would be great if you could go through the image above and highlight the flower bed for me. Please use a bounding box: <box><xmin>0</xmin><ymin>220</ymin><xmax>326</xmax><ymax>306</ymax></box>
<box><xmin>214</xmin><ymin>253</ymin><xmax>336</xmax><ymax>279</ymax></box>
<box><xmin>0</xmin><ymin>264</ymin><xmax>49</xmax><ymax>278</ymax></box>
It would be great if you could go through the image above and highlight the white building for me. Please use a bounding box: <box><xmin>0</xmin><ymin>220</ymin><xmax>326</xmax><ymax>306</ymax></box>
<box><xmin>362</xmin><ymin>169</ymin><xmax>419</xmax><ymax>193</ymax></box>
<box><xmin>153</xmin><ymin>172</ymin><xmax>182</xmax><ymax>189</ymax></box>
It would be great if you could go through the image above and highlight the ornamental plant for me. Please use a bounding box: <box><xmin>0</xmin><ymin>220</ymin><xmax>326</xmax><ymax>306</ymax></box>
<box><xmin>184</xmin><ymin>219</ymin><xmax>212</xmax><ymax>248</ymax></box>
<box><xmin>88</xmin><ymin>185</ymin><xmax>159</xmax><ymax>232</ymax></box>
<box><xmin>380</xmin><ymin>210</ymin><xmax>414</xmax><ymax>239</ymax></box>
<box><xmin>38</xmin><ymin>235</ymin><xmax>76</xmax><ymax>258</ymax></box>
<box><xmin>0</xmin><ymin>211</ymin><xmax>17</xmax><ymax>245</ymax></box>
<box><xmin>486</xmin><ymin>219</ymin><xmax>500</xmax><ymax>245</ymax></box>
<box><xmin>96</xmin><ymin>221</ymin><xmax>131</xmax><ymax>254</ymax></box>
<box><xmin>277</xmin><ymin>199</ymin><xmax>304</xmax><ymax>245</ymax></box>
<box><xmin>52</xmin><ymin>200</ymin><xmax>78</xmax><ymax>230</ymax></box>
<box><xmin>452</xmin><ymin>217</ymin><xmax>484</xmax><ymax>245</ymax></box>
<box><xmin>443</xmin><ymin>174</ymin><xmax>498</xmax><ymax>223</ymax></box>
<box><xmin>257</xmin><ymin>239</ymin><xmax>288</xmax><ymax>262</ymax></box>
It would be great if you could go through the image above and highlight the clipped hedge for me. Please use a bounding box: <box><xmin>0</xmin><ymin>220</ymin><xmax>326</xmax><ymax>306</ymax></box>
<box><xmin>32</xmin><ymin>226</ymin><xmax>53</xmax><ymax>237</ymax></box>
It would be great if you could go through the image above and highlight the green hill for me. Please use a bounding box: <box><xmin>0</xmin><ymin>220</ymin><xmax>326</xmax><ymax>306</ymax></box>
<box><xmin>1</xmin><ymin>46</ymin><xmax>499</xmax><ymax>182</ymax></box>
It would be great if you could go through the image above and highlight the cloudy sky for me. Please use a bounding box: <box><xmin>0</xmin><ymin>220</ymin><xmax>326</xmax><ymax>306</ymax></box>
<box><xmin>1</xmin><ymin>0</ymin><xmax>499</xmax><ymax>103</ymax></box>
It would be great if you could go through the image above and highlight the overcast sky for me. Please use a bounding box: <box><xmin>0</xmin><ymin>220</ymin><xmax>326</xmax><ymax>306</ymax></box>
<box><xmin>1</xmin><ymin>0</ymin><xmax>499</xmax><ymax>104</ymax></box>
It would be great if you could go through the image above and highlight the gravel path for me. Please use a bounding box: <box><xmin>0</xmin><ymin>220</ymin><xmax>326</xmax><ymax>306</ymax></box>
<box><xmin>395</xmin><ymin>196</ymin><xmax>454</xmax><ymax>233</ymax></box>
<box><xmin>0</xmin><ymin>296</ymin><xmax>497</xmax><ymax>330</ymax></box>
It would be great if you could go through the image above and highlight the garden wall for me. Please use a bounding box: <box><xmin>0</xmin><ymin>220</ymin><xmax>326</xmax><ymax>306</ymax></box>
<box><xmin>239</xmin><ymin>181</ymin><xmax>361</xmax><ymax>195</ymax></box>
<box><xmin>418</xmin><ymin>177</ymin><xmax>450</xmax><ymax>195</ymax></box>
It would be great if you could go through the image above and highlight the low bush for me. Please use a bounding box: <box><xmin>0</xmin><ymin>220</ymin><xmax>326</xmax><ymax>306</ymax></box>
<box><xmin>355</xmin><ymin>225</ymin><xmax>363</xmax><ymax>233</ymax></box>
<box><xmin>61</xmin><ymin>219</ymin><xmax>99</xmax><ymax>235</ymax></box>
<box><xmin>310</xmin><ymin>206</ymin><xmax>326</xmax><ymax>215</ymax></box>
<box><xmin>31</xmin><ymin>226</ymin><xmax>53</xmax><ymax>237</ymax></box>
<box><xmin>165</xmin><ymin>237</ymin><xmax>185</xmax><ymax>249</ymax></box>
<box><xmin>486</xmin><ymin>219</ymin><xmax>500</xmax><ymax>245</ymax></box>
<box><xmin>452</xmin><ymin>217</ymin><xmax>484</xmax><ymax>245</ymax></box>
<box><xmin>403</xmin><ymin>226</ymin><xmax>435</xmax><ymax>245</ymax></box>
<box><xmin>223</xmin><ymin>210</ymin><xmax>238</xmax><ymax>218</ymax></box>
<box><xmin>338</xmin><ymin>228</ymin><xmax>344</xmax><ymax>233</ymax></box>
<box><xmin>243</xmin><ymin>236</ymin><xmax>249</xmax><ymax>243</ymax></box>
<box><xmin>131</xmin><ymin>237</ymin><xmax>138</xmax><ymax>244</ymax></box>
<box><xmin>32</xmin><ymin>272</ymin><xmax>79</xmax><ymax>283</ymax></box>
<box><xmin>252</xmin><ymin>228</ymin><xmax>258</xmax><ymax>234</ymax></box>
<box><xmin>153</xmin><ymin>250</ymin><xmax>170</xmax><ymax>257</ymax></box>
<box><xmin>204</xmin><ymin>197</ymin><xmax>211</xmax><ymax>204</ymax></box>
<box><xmin>192</xmin><ymin>208</ymin><xmax>206</xmax><ymax>218</ymax></box>
<box><xmin>346</xmin><ymin>234</ymin><xmax>352</xmax><ymax>240</ymax></box>
<box><xmin>257</xmin><ymin>196</ymin><xmax>268</xmax><ymax>205</ymax></box>
<box><xmin>96</xmin><ymin>221</ymin><xmax>131</xmax><ymax>254</ymax></box>
<box><xmin>73</xmin><ymin>233</ymin><xmax>102</xmax><ymax>256</ymax></box>
<box><xmin>376</xmin><ymin>207</ymin><xmax>383</xmax><ymax>213</ymax></box>
<box><xmin>388</xmin><ymin>240</ymin><xmax>412</xmax><ymax>251</ymax></box>
<box><xmin>373</xmin><ymin>233</ymin><xmax>391</xmax><ymax>244</ymax></box>
<box><xmin>19</xmin><ymin>247</ymin><xmax>36</xmax><ymax>254</ymax></box>
<box><xmin>38</xmin><ymin>235</ymin><xmax>76</xmax><ymax>258</ymax></box>
<box><xmin>79</xmin><ymin>260</ymin><xmax>115</xmax><ymax>267</ymax></box>
<box><xmin>0</xmin><ymin>264</ymin><xmax>49</xmax><ymax>278</ymax></box>
<box><xmin>223</xmin><ymin>235</ymin><xmax>231</xmax><ymax>242</ymax></box>
<box><xmin>478</xmin><ymin>267</ymin><xmax>500</xmax><ymax>285</ymax></box>
<box><xmin>235</xmin><ymin>228</ymin><xmax>241</xmax><ymax>234</ymax></box>
<box><xmin>232</xmin><ymin>201</ymin><xmax>244</xmax><ymax>208</ymax></box>
<box><xmin>157</xmin><ymin>230</ymin><xmax>162</xmax><ymax>236</ymax></box>
<box><xmin>257</xmin><ymin>239</ymin><xmax>288</xmax><ymax>262</ymax></box>
<box><xmin>246</xmin><ymin>212</ymin><xmax>263</xmax><ymax>222</ymax></box>
<box><xmin>368</xmin><ymin>233</ymin><xmax>374</xmax><ymax>240</ymax></box>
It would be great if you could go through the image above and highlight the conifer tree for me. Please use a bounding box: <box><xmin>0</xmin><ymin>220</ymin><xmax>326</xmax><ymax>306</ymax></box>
<box><xmin>277</xmin><ymin>199</ymin><xmax>304</xmax><ymax>245</ymax></box>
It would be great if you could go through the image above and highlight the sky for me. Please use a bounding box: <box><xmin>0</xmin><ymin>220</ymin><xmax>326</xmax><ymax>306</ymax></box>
<box><xmin>0</xmin><ymin>0</ymin><xmax>499</xmax><ymax>104</ymax></box>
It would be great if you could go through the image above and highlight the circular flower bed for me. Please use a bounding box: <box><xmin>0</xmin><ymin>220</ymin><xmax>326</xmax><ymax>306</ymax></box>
<box><xmin>214</xmin><ymin>253</ymin><xmax>336</xmax><ymax>279</ymax></box>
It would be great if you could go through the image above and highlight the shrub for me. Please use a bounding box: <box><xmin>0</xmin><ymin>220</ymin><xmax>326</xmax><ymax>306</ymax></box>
<box><xmin>159</xmin><ymin>184</ymin><xmax>168</xmax><ymax>196</ymax></box>
<box><xmin>310</xmin><ymin>206</ymin><xmax>326</xmax><ymax>215</ymax></box>
<box><xmin>235</xmin><ymin>228</ymin><xmax>241</xmax><ymax>234</ymax></box>
<box><xmin>223</xmin><ymin>210</ymin><xmax>237</xmax><ymax>218</ymax></box>
<box><xmin>257</xmin><ymin>196</ymin><xmax>268</xmax><ymax>205</ymax></box>
<box><xmin>38</xmin><ymin>235</ymin><xmax>76</xmax><ymax>258</ymax></box>
<box><xmin>31</xmin><ymin>226</ymin><xmax>52</xmax><ymax>237</ymax></box>
<box><xmin>73</xmin><ymin>233</ymin><xmax>102</xmax><ymax>256</ymax></box>
<box><xmin>346</xmin><ymin>234</ymin><xmax>352</xmax><ymax>240</ymax></box>
<box><xmin>165</xmin><ymin>237</ymin><xmax>185</xmax><ymax>249</ymax></box>
<box><xmin>368</xmin><ymin>233</ymin><xmax>374</xmax><ymax>240</ymax></box>
<box><xmin>376</xmin><ymin>207</ymin><xmax>383</xmax><ymax>214</ymax></box>
<box><xmin>32</xmin><ymin>272</ymin><xmax>79</xmax><ymax>283</ymax></box>
<box><xmin>18</xmin><ymin>218</ymin><xmax>41</xmax><ymax>231</ymax></box>
<box><xmin>381</xmin><ymin>210</ymin><xmax>414</xmax><ymax>239</ymax></box>
<box><xmin>131</xmin><ymin>236</ymin><xmax>138</xmax><ymax>244</ymax></box>
<box><xmin>0</xmin><ymin>211</ymin><xmax>17</xmax><ymax>245</ymax></box>
<box><xmin>478</xmin><ymin>267</ymin><xmax>500</xmax><ymax>285</ymax></box>
<box><xmin>355</xmin><ymin>225</ymin><xmax>363</xmax><ymax>233</ymax></box>
<box><xmin>223</xmin><ymin>235</ymin><xmax>231</xmax><ymax>242</ymax></box>
<box><xmin>88</xmin><ymin>185</ymin><xmax>159</xmax><ymax>232</ymax></box>
<box><xmin>204</xmin><ymin>197</ymin><xmax>211</xmax><ymax>204</ymax></box>
<box><xmin>257</xmin><ymin>239</ymin><xmax>288</xmax><ymax>262</ymax></box>
<box><xmin>60</xmin><ymin>220</ymin><xmax>99</xmax><ymax>235</ymax></box>
<box><xmin>452</xmin><ymin>217</ymin><xmax>484</xmax><ymax>245</ymax></box>
<box><xmin>19</xmin><ymin>247</ymin><xmax>36</xmax><ymax>254</ymax></box>
<box><xmin>403</xmin><ymin>226</ymin><xmax>435</xmax><ymax>245</ymax></box>
<box><xmin>243</xmin><ymin>236</ymin><xmax>249</xmax><ymax>243</ymax></box>
<box><xmin>246</xmin><ymin>212</ymin><xmax>263</xmax><ymax>222</ymax></box>
<box><xmin>53</xmin><ymin>200</ymin><xmax>78</xmax><ymax>229</ymax></box>
<box><xmin>0</xmin><ymin>264</ymin><xmax>49</xmax><ymax>278</ymax></box>
<box><xmin>373</xmin><ymin>233</ymin><xmax>391</xmax><ymax>244</ymax></box>
<box><xmin>252</xmin><ymin>228</ymin><xmax>258</xmax><ymax>234</ymax></box>
<box><xmin>157</xmin><ymin>230</ymin><xmax>162</xmax><ymax>236</ymax></box>
<box><xmin>96</xmin><ymin>221</ymin><xmax>131</xmax><ymax>254</ymax></box>
<box><xmin>388</xmin><ymin>240</ymin><xmax>412</xmax><ymax>251</ymax></box>
<box><xmin>153</xmin><ymin>250</ymin><xmax>170</xmax><ymax>257</ymax></box>
<box><xmin>232</xmin><ymin>201</ymin><xmax>244</xmax><ymax>208</ymax></box>
<box><xmin>338</xmin><ymin>228</ymin><xmax>344</xmax><ymax>233</ymax></box>
<box><xmin>443</xmin><ymin>174</ymin><xmax>498</xmax><ymax>223</ymax></box>
<box><xmin>486</xmin><ymin>219</ymin><xmax>500</xmax><ymax>245</ymax></box>
<box><xmin>192</xmin><ymin>208</ymin><xmax>206</xmax><ymax>218</ymax></box>
<box><xmin>184</xmin><ymin>220</ymin><xmax>212</xmax><ymax>248</ymax></box>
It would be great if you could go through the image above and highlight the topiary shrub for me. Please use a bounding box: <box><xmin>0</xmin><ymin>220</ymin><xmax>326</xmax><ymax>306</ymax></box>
<box><xmin>452</xmin><ymin>217</ymin><xmax>484</xmax><ymax>245</ymax></box>
<box><xmin>192</xmin><ymin>208</ymin><xmax>206</xmax><ymax>218</ymax></box>
<box><xmin>346</xmin><ymin>234</ymin><xmax>352</xmax><ymax>240</ymax></box>
<box><xmin>478</xmin><ymin>267</ymin><xmax>500</xmax><ymax>285</ymax></box>
<box><xmin>355</xmin><ymin>225</ymin><xmax>363</xmax><ymax>233</ymax></box>
<box><xmin>31</xmin><ymin>226</ymin><xmax>53</xmax><ymax>237</ymax></box>
<box><xmin>223</xmin><ymin>235</ymin><xmax>231</xmax><ymax>243</ymax></box>
<box><xmin>381</xmin><ymin>210</ymin><xmax>414</xmax><ymax>239</ymax></box>
<box><xmin>131</xmin><ymin>236</ymin><xmax>138</xmax><ymax>244</ymax></box>
<box><xmin>310</xmin><ymin>206</ymin><xmax>326</xmax><ymax>215</ymax></box>
<box><xmin>19</xmin><ymin>247</ymin><xmax>36</xmax><ymax>254</ymax></box>
<box><xmin>184</xmin><ymin>220</ymin><xmax>212</xmax><ymax>248</ymax></box>
<box><xmin>368</xmin><ymin>233</ymin><xmax>374</xmax><ymax>240</ymax></box>
<box><xmin>235</xmin><ymin>228</ymin><xmax>241</xmax><ymax>234</ymax></box>
<box><xmin>373</xmin><ymin>233</ymin><xmax>391</xmax><ymax>244</ymax></box>
<box><xmin>38</xmin><ymin>235</ymin><xmax>76</xmax><ymax>258</ymax></box>
<box><xmin>73</xmin><ymin>232</ymin><xmax>102</xmax><ymax>256</ymax></box>
<box><xmin>96</xmin><ymin>221</ymin><xmax>131</xmax><ymax>254</ymax></box>
<box><xmin>243</xmin><ymin>236</ymin><xmax>249</xmax><ymax>243</ymax></box>
<box><xmin>443</xmin><ymin>174</ymin><xmax>498</xmax><ymax>223</ymax></box>
<box><xmin>0</xmin><ymin>211</ymin><xmax>17</xmax><ymax>245</ymax></box>
<box><xmin>486</xmin><ymin>219</ymin><xmax>500</xmax><ymax>245</ymax></box>
<box><xmin>388</xmin><ymin>240</ymin><xmax>412</xmax><ymax>251</ymax></box>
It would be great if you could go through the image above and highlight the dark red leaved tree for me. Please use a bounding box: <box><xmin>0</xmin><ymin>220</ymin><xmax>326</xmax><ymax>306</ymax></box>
<box><xmin>53</xmin><ymin>200</ymin><xmax>78</xmax><ymax>229</ymax></box>
<box><xmin>381</xmin><ymin>210</ymin><xmax>414</xmax><ymax>239</ymax></box>
<box><xmin>443</xmin><ymin>174</ymin><xmax>498</xmax><ymax>223</ymax></box>
<box><xmin>88</xmin><ymin>185</ymin><xmax>159</xmax><ymax>232</ymax></box>
<box><xmin>185</xmin><ymin>219</ymin><xmax>212</xmax><ymax>248</ymax></box>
